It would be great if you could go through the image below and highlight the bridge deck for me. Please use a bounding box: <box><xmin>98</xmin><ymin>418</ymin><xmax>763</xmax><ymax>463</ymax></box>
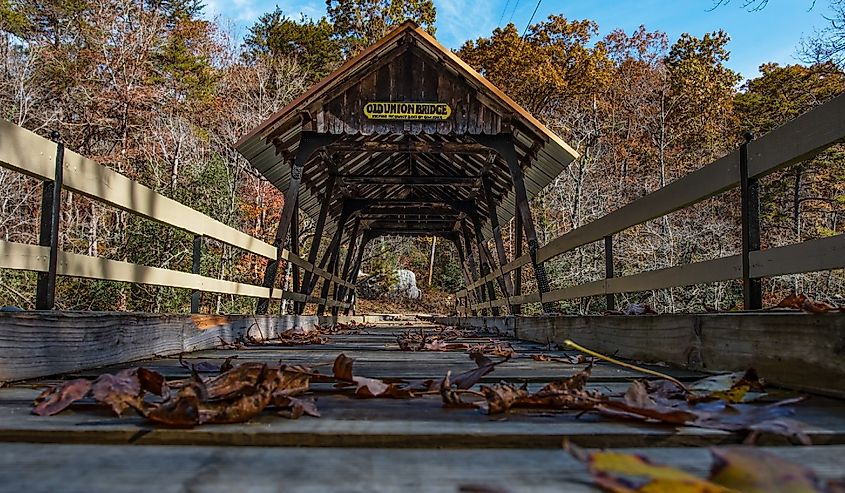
<box><xmin>1</xmin><ymin>318</ymin><xmax>844</xmax><ymax>492</ymax></box>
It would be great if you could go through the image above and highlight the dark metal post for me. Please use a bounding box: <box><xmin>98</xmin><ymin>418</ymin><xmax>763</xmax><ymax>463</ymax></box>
<box><xmin>344</xmin><ymin>230</ymin><xmax>373</xmax><ymax>314</ymax></box>
<box><xmin>470</xmin><ymin>213</ymin><xmax>502</xmax><ymax>316</ymax></box>
<box><xmin>513</xmin><ymin>211</ymin><xmax>523</xmax><ymax>315</ymax></box>
<box><xmin>257</xmin><ymin>132</ymin><xmax>337</xmax><ymax>314</ymax></box>
<box><xmin>287</xmin><ymin>200</ymin><xmax>301</xmax><ymax>315</ymax></box>
<box><xmin>190</xmin><ymin>235</ymin><xmax>202</xmax><ymax>313</ymax></box>
<box><xmin>297</xmin><ymin>175</ymin><xmax>335</xmax><ymax>313</ymax></box>
<box><xmin>604</xmin><ymin>235</ymin><xmax>615</xmax><ymax>311</ymax></box>
<box><xmin>480</xmin><ymin>174</ymin><xmax>515</xmax><ymax>306</ymax></box>
<box><xmin>35</xmin><ymin>131</ymin><xmax>64</xmax><ymax>310</ymax></box>
<box><xmin>461</xmin><ymin>221</ymin><xmax>488</xmax><ymax>315</ymax></box>
<box><xmin>740</xmin><ymin>132</ymin><xmax>762</xmax><ymax>310</ymax></box>
<box><xmin>333</xmin><ymin>217</ymin><xmax>360</xmax><ymax>316</ymax></box>
<box><xmin>472</xmin><ymin>135</ymin><xmax>553</xmax><ymax>313</ymax></box>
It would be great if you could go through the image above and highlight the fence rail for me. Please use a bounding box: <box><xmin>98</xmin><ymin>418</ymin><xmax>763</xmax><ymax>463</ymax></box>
<box><xmin>0</xmin><ymin>119</ymin><xmax>352</xmax><ymax>312</ymax></box>
<box><xmin>456</xmin><ymin>92</ymin><xmax>845</xmax><ymax>315</ymax></box>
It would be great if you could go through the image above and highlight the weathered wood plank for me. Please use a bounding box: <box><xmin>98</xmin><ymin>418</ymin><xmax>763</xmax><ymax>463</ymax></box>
<box><xmin>2</xmin><ymin>444</ymin><xmax>844</xmax><ymax>493</ymax></box>
<box><xmin>436</xmin><ymin>313</ymin><xmax>845</xmax><ymax>398</ymax></box>
<box><xmin>0</xmin><ymin>313</ymin><xmax>368</xmax><ymax>382</ymax></box>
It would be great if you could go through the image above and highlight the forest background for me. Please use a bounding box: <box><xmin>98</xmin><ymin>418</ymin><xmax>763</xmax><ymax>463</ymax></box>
<box><xmin>1</xmin><ymin>0</ymin><xmax>843</xmax><ymax>314</ymax></box>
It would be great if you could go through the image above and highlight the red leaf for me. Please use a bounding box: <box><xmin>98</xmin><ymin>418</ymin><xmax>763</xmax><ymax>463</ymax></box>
<box><xmin>32</xmin><ymin>379</ymin><xmax>92</xmax><ymax>416</ymax></box>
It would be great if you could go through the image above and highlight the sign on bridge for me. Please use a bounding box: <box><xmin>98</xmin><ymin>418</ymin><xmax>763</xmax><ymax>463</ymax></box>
<box><xmin>364</xmin><ymin>102</ymin><xmax>452</xmax><ymax>121</ymax></box>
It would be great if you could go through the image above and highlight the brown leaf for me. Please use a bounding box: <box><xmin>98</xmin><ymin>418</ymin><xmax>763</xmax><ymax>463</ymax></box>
<box><xmin>277</xmin><ymin>326</ymin><xmax>326</xmax><ymax>345</ymax></box>
<box><xmin>276</xmin><ymin>396</ymin><xmax>320</xmax><ymax>419</ymax></box>
<box><xmin>776</xmin><ymin>292</ymin><xmax>807</xmax><ymax>309</ymax></box>
<box><xmin>332</xmin><ymin>353</ymin><xmax>355</xmax><ymax>382</ymax></box>
<box><xmin>331</xmin><ymin>353</ymin><xmax>412</xmax><ymax>398</ymax></box>
<box><xmin>439</xmin><ymin>371</ymin><xmax>477</xmax><ymax>409</ymax></box>
<box><xmin>478</xmin><ymin>383</ymin><xmax>529</xmax><ymax>414</ymax></box>
<box><xmin>32</xmin><ymin>379</ymin><xmax>92</xmax><ymax>416</ymax></box>
<box><xmin>802</xmin><ymin>298</ymin><xmax>837</xmax><ymax>314</ymax></box>
<box><xmin>202</xmin><ymin>363</ymin><xmax>266</xmax><ymax>400</ymax></box>
<box><xmin>451</xmin><ymin>353</ymin><xmax>509</xmax><ymax>390</ymax></box>
<box><xmin>91</xmin><ymin>370</ymin><xmax>143</xmax><ymax>415</ymax></box>
<box><xmin>423</xmin><ymin>340</ymin><xmax>470</xmax><ymax>351</ymax></box>
<box><xmin>145</xmin><ymin>384</ymin><xmax>202</xmax><ymax>427</ymax></box>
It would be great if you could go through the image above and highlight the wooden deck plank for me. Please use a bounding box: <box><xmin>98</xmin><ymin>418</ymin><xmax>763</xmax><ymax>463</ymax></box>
<box><xmin>0</xmin><ymin>443</ymin><xmax>843</xmax><ymax>493</ymax></box>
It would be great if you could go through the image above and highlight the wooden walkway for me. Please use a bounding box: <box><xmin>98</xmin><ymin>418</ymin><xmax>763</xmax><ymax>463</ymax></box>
<box><xmin>1</xmin><ymin>318</ymin><xmax>844</xmax><ymax>492</ymax></box>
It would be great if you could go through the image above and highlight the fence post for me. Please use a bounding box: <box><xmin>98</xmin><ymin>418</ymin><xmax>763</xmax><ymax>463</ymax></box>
<box><xmin>35</xmin><ymin>131</ymin><xmax>64</xmax><ymax>310</ymax></box>
<box><xmin>740</xmin><ymin>131</ymin><xmax>763</xmax><ymax>310</ymax></box>
<box><xmin>190</xmin><ymin>235</ymin><xmax>202</xmax><ymax>313</ymax></box>
<box><xmin>604</xmin><ymin>235</ymin><xmax>615</xmax><ymax>311</ymax></box>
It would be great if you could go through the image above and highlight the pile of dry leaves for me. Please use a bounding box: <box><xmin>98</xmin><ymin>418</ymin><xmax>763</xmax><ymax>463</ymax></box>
<box><xmin>396</xmin><ymin>327</ymin><xmax>515</xmax><ymax>357</ymax></box>
<box><xmin>32</xmin><ymin>348</ymin><xmax>810</xmax><ymax>445</ymax></box>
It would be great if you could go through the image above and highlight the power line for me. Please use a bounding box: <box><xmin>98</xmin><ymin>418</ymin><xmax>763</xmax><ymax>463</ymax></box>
<box><xmin>507</xmin><ymin>0</ymin><xmax>521</xmax><ymax>24</ymax></box>
<box><xmin>522</xmin><ymin>0</ymin><xmax>542</xmax><ymax>37</ymax></box>
<box><xmin>498</xmin><ymin>0</ymin><xmax>512</xmax><ymax>25</ymax></box>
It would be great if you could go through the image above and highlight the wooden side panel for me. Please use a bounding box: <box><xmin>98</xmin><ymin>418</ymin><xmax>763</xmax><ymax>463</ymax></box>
<box><xmin>434</xmin><ymin>313</ymin><xmax>845</xmax><ymax>398</ymax></box>
<box><xmin>0</xmin><ymin>313</ymin><xmax>334</xmax><ymax>381</ymax></box>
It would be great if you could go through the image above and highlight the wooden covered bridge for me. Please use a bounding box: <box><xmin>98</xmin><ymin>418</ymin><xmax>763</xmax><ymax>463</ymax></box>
<box><xmin>1</xmin><ymin>21</ymin><xmax>844</xmax><ymax>492</ymax></box>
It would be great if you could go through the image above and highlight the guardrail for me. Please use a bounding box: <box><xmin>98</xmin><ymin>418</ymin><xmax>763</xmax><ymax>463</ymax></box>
<box><xmin>0</xmin><ymin>119</ymin><xmax>352</xmax><ymax>312</ymax></box>
<box><xmin>455</xmin><ymin>92</ymin><xmax>845</xmax><ymax>315</ymax></box>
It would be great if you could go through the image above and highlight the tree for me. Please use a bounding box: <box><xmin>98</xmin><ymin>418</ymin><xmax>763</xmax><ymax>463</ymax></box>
<box><xmin>326</xmin><ymin>0</ymin><xmax>436</xmax><ymax>56</ymax></box>
<box><xmin>802</xmin><ymin>0</ymin><xmax>845</xmax><ymax>67</ymax></box>
<box><xmin>736</xmin><ymin>62</ymin><xmax>845</xmax><ymax>265</ymax></box>
<box><xmin>245</xmin><ymin>8</ymin><xmax>342</xmax><ymax>82</ymax></box>
<box><xmin>458</xmin><ymin>16</ymin><xmax>610</xmax><ymax>119</ymax></box>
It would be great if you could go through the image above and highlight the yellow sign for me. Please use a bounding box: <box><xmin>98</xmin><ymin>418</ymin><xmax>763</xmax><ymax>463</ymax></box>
<box><xmin>364</xmin><ymin>102</ymin><xmax>452</xmax><ymax>121</ymax></box>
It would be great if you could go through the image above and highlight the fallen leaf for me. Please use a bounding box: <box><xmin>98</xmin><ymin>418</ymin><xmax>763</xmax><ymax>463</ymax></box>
<box><xmin>709</xmin><ymin>447</ymin><xmax>837</xmax><ymax>492</ymax></box>
<box><xmin>478</xmin><ymin>383</ymin><xmax>529</xmax><ymax>414</ymax></box>
<box><xmin>202</xmin><ymin>363</ymin><xmax>266</xmax><ymax>400</ymax></box>
<box><xmin>32</xmin><ymin>379</ymin><xmax>92</xmax><ymax>416</ymax></box>
<box><xmin>567</xmin><ymin>442</ymin><xmax>735</xmax><ymax>493</ymax></box>
<box><xmin>690</xmin><ymin>369</ymin><xmax>767</xmax><ymax>404</ymax></box>
<box><xmin>451</xmin><ymin>353</ymin><xmax>509</xmax><ymax>390</ymax></box>
<box><xmin>179</xmin><ymin>354</ymin><xmax>238</xmax><ymax>373</ymax></box>
<box><xmin>276</xmin><ymin>396</ymin><xmax>320</xmax><ymax>419</ymax></box>
<box><xmin>145</xmin><ymin>383</ymin><xmax>203</xmax><ymax>427</ymax></box>
<box><xmin>331</xmin><ymin>353</ymin><xmax>413</xmax><ymax>398</ymax></box>
<box><xmin>776</xmin><ymin>293</ymin><xmax>807</xmax><ymax>310</ymax></box>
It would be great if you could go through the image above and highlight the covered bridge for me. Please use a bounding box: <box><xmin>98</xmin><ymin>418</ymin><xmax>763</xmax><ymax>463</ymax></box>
<box><xmin>236</xmin><ymin>20</ymin><xmax>578</xmax><ymax>315</ymax></box>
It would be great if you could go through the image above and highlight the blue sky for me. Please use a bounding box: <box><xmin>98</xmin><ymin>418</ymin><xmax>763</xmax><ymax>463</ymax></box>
<box><xmin>206</xmin><ymin>0</ymin><xmax>835</xmax><ymax>82</ymax></box>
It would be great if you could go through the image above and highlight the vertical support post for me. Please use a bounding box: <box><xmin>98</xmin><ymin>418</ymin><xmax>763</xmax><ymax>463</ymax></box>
<box><xmin>470</xmin><ymin>212</ymin><xmax>502</xmax><ymax>316</ymax></box>
<box><xmin>297</xmin><ymin>175</ymin><xmax>335</xmax><ymax>314</ymax></box>
<box><xmin>513</xmin><ymin>211</ymin><xmax>523</xmax><ymax>315</ymax></box>
<box><xmin>461</xmin><ymin>221</ymin><xmax>487</xmax><ymax>315</ymax></box>
<box><xmin>449</xmin><ymin>232</ymin><xmax>475</xmax><ymax>316</ymax></box>
<box><xmin>317</xmin><ymin>238</ymin><xmax>341</xmax><ymax>317</ymax></box>
<box><xmin>191</xmin><ymin>235</ymin><xmax>202</xmax><ymax>313</ymax></box>
<box><xmin>481</xmin><ymin>173</ymin><xmax>515</xmax><ymax>309</ymax></box>
<box><xmin>344</xmin><ymin>230</ymin><xmax>373</xmax><ymax>314</ymax></box>
<box><xmin>315</xmin><ymin>206</ymin><xmax>351</xmax><ymax>316</ymax></box>
<box><xmin>257</xmin><ymin>132</ymin><xmax>337</xmax><ymax>315</ymax></box>
<box><xmin>604</xmin><ymin>235</ymin><xmax>615</xmax><ymax>311</ymax></box>
<box><xmin>284</xmin><ymin>200</ymin><xmax>301</xmax><ymax>315</ymax></box>
<box><xmin>35</xmin><ymin>131</ymin><xmax>64</xmax><ymax>310</ymax></box>
<box><xmin>472</xmin><ymin>134</ymin><xmax>553</xmax><ymax>313</ymax></box>
<box><xmin>333</xmin><ymin>217</ymin><xmax>360</xmax><ymax>316</ymax></box>
<box><xmin>740</xmin><ymin>132</ymin><xmax>762</xmax><ymax>310</ymax></box>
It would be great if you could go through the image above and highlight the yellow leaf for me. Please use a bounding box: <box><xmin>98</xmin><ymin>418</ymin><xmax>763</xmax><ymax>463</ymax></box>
<box><xmin>709</xmin><ymin>448</ymin><xmax>829</xmax><ymax>493</ymax></box>
<box><xmin>588</xmin><ymin>451</ymin><xmax>737</xmax><ymax>493</ymax></box>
